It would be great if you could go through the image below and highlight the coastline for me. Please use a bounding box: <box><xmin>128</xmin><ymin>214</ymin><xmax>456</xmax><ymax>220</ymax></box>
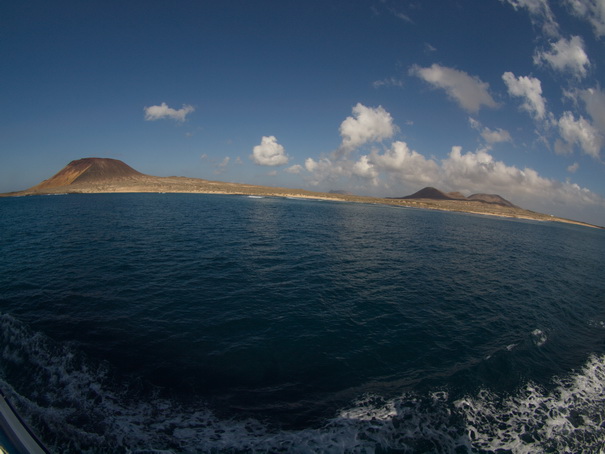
<box><xmin>1</xmin><ymin>175</ymin><xmax>602</xmax><ymax>229</ymax></box>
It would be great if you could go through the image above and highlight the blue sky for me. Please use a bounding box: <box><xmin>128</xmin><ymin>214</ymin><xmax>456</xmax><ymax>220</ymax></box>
<box><xmin>2</xmin><ymin>0</ymin><xmax>605</xmax><ymax>225</ymax></box>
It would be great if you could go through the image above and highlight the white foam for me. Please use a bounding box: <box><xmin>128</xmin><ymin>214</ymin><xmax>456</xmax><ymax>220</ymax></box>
<box><xmin>531</xmin><ymin>328</ymin><xmax>548</xmax><ymax>347</ymax></box>
<box><xmin>2</xmin><ymin>313</ymin><xmax>605</xmax><ymax>453</ymax></box>
<box><xmin>455</xmin><ymin>354</ymin><xmax>605</xmax><ymax>453</ymax></box>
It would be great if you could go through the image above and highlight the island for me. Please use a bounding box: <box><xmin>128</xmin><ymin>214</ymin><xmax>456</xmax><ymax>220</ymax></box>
<box><xmin>1</xmin><ymin>157</ymin><xmax>600</xmax><ymax>229</ymax></box>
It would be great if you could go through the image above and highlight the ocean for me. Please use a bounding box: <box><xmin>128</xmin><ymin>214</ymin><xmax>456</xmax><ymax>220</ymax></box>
<box><xmin>0</xmin><ymin>193</ymin><xmax>604</xmax><ymax>453</ymax></box>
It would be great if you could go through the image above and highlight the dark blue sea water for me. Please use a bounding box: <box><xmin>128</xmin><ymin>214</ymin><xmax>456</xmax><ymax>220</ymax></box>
<box><xmin>0</xmin><ymin>193</ymin><xmax>604</xmax><ymax>453</ymax></box>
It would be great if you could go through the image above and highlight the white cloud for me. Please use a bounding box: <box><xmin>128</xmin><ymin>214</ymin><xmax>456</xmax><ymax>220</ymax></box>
<box><xmin>565</xmin><ymin>0</ymin><xmax>605</xmax><ymax>37</ymax></box>
<box><xmin>410</xmin><ymin>64</ymin><xmax>498</xmax><ymax>113</ymax></box>
<box><xmin>567</xmin><ymin>162</ymin><xmax>580</xmax><ymax>173</ymax></box>
<box><xmin>442</xmin><ymin>146</ymin><xmax>521</xmax><ymax>191</ymax></box>
<box><xmin>285</xmin><ymin>164</ymin><xmax>303</xmax><ymax>174</ymax></box>
<box><xmin>304</xmin><ymin>157</ymin><xmax>349</xmax><ymax>185</ymax></box>
<box><xmin>440</xmin><ymin>146</ymin><xmax>603</xmax><ymax>211</ymax></box>
<box><xmin>482</xmin><ymin>127</ymin><xmax>513</xmax><ymax>144</ymax></box>
<box><xmin>469</xmin><ymin>117</ymin><xmax>512</xmax><ymax>144</ymax></box>
<box><xmin>533</xmin><ymin>36</ymin><xmax>590</xmax><ymax>78</ymax></box>
<box><xmin>372</xmin><ymin>77</ymin><xmax>405</xmax><ymax>89</ymax></box>
<box><xmin>369</xmin><ymin>141</ymin><xmax>440</xmax><ymax>186</ymax></box>
<box><xmin>304</xmin><ymin>158</ymin><xmax>318</xmax><ymax>173</ymax></box>
<box><xmin>352</xmin><ymin>155</ymin><xmax>379</xmax><ymax>182</ymax></box>
<box><xmin>250</xmin><ymin>136</ymin><xmax>289</xmax><ymax>166</ymax></box>
<box><xmin>557</xmin><ymin>111</ymin><xmax>602</xmax><ymax>158</ymax></box>
<box><xmin>502</xmin><ymin>72</ymin><xmax>547</xmax><ymax>120</ymax></box>
<box><xmin>580</xmin><ymin>87</ymin><xmax>605</xmax><ymax>133</ymax></box>
<box><xmin>144</xmin><ymin>102</ymin><xmax>195</xmax><ymax>122</ymax></box>
<box><xmin>500</xmin><ymin>0</ymin><xmax>560</xmax><ymax>36</ymax></box>
<box><xmin>213</xmin><ymin>157</ymin><xmax>231</xmax><ymax>175</ymax></box>
<box><xmin>339</xmin><ymin>103</ymin><xmax>397</xmax><ymax>152</ymax></box>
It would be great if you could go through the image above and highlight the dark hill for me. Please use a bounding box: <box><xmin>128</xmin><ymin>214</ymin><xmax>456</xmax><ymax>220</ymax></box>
<box><xmin>446</xmin><ymin>191</ymin><xmax>467</xmax><ymax>200</ymax></box>
<box><xmin>468</xmin><ymin>193</ymin><xmax>518</xmax><ymax>208</ymax></box>
<box><xmin>394</xmin><ymin>186</ymin><xmax>517</xmax><ymax>208</ymax></box>
<box><xmin>32</xmin><ymin>158</ymin><xmax>145</xmax><ymax>190</ymax></box>
<box><xmin>400</xmin><ymin>187</ymin><xmax>454</xmax><ymax>200</ymax></box>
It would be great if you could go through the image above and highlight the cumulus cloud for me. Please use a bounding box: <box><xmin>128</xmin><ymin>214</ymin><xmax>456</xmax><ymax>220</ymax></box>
<box><xmin>285</xmin><ymin>164</ymin><xmax>303</xmax><ymax>174</ymax></box>
<box><xmin>502</xmin><ymin>72</ymin><xmax>547</xmax><ymax>120</ymax></box>
<box><xmin>442</xmin><ymin>146</ymin><xmax>528</xmax><ymax>191</ymax></box>
<box><xmin>144</xmin><ymin>102</ymin><xmax>195</xmax><ymax>122</ymax></box>
<box><xmin>533</xmin><ymin>36</ymin><xmax>590</xmax><ymax>78</ymax></box>
<box><xmin>410</xmin><ymin>64</ymin><xmax>498</xmax><ymax>113</ymax></box>
<box><xmin>352</xmin><ymin>155</ymin><xmax>379</xmax><ymax>182</ymax></box>
<box><xmin>304</xmin><ymin>156</ymin><xmax>351</xmax><ymax>185</ymax></box>
<box><xmin>482</xmin><ymin>128</ymin><xmax>513</xmax><ymax>144</ymax></box>
<box><xmin>304</xmin><ymin>141</ymin><xmax>439</xmax><ymax>189</ymax></box>
<box><xmin>580</xmin><ymin>87</ymin><xmax>605</xmax><ymax>133</ymax></box>
<box><xmin>250</xmin><ymin>136</ymin><xmax>289</xmax><ymax>166</ymax></box>
<box><xmin>567</xmin><ymin>162</ymin><xmax>579</xmax><ymax>173</ymax></box>
<box><xmin>441</xmin><ymin>146</ymin><xmax>603</xmax><ymax>211</ymax></box>
<box><xmin>557</xmin><ymin>111</ymin><xmax>602</xmax><ymax>158</ymax></box>
<box><xmin>369</xmin><ymin>141</ymin><xmax>440</xmax><ymax>185</ymax></box>
<box><xmin>469</xmin><ymin>118</ymin><xmax>512</xmax><ymax>144</ymax></box>
<box><xmin>565</xmin><ymin>0</ymin><xmax>605</xmax><ymax>37</ymax></box>
<box><xmin>339</xmin><ymin>103</ymin><xmax>397</xmax><ymax>152</ymax></box>
<box><xmin>500</xmin><ymin>0</ymin><xmax>560</xmax><ymax>36</ymax></box>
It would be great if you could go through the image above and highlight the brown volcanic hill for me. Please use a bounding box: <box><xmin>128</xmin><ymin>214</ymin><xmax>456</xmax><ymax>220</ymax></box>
<box><xmin>468</xmin><ymin>193</ymin><xmax>518</xmax><ymax>208</ymax></box>
<box><xmin>32</xmin><ymin>157</ymin><xmax>145</xmax><ymax>190</ymax></box>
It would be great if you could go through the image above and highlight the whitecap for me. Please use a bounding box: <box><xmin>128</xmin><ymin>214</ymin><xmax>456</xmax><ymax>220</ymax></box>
<box><xmin>531</xmin><ymin>328</ymin><xmax>548</xmax><ymax>347</ymax></box>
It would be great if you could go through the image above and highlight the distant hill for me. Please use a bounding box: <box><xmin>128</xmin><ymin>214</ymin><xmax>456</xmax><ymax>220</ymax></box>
<box><xmin>32</xmin><ymin>158</ymin><xmax>145</xmax><ymax>190</ymax></box>
<box><xmin>400</xmin><ymin>187</ymin><xmax>453</xmax><ymax>200</ymax></box>
<box><xmin>393</xmin><ymin>186</ymin><xmax>517</xmax><ymax>208</ymax></box>
<box><xmin>467</xmin><ymin>193</ymin><xmax>518</xmax><ymax>208</ymax></box>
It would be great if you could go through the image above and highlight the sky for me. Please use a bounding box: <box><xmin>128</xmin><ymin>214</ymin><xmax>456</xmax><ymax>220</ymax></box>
<box><xmin>2</xmin><ymin>0</ymin><xmax>605</xmax><ymax>226</ymax></box>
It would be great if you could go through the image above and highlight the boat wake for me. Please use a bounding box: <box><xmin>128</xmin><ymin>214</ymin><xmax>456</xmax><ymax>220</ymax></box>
<box><xmin>1</xmin><ymin>313</ymin><xmax>604</xmax><ymax>453</ymax></box>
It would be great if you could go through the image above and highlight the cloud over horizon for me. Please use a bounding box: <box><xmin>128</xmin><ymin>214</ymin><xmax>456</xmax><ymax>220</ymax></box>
<box><xmin>251</xmin><ymin>136</ymin><xmax>289</xmax><ymax>166</ymax></box>
<box><xmin>300</xmin><ymin>104</ymin><xmax>604</xmax><ymax>220</ymax></box>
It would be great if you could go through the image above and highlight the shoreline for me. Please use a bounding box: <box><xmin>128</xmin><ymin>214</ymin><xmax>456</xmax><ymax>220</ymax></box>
<box><xmin>1</xmin><ymin>176</ymin><xmax>602</xmax><ymax>229</ymax></box>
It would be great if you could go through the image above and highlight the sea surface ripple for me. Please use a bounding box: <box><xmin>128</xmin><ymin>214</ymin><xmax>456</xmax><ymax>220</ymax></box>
<box><xmin>0</xmin><ymin>193</ymin><xmax>604</xmax><ymax>453</ymax></box>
